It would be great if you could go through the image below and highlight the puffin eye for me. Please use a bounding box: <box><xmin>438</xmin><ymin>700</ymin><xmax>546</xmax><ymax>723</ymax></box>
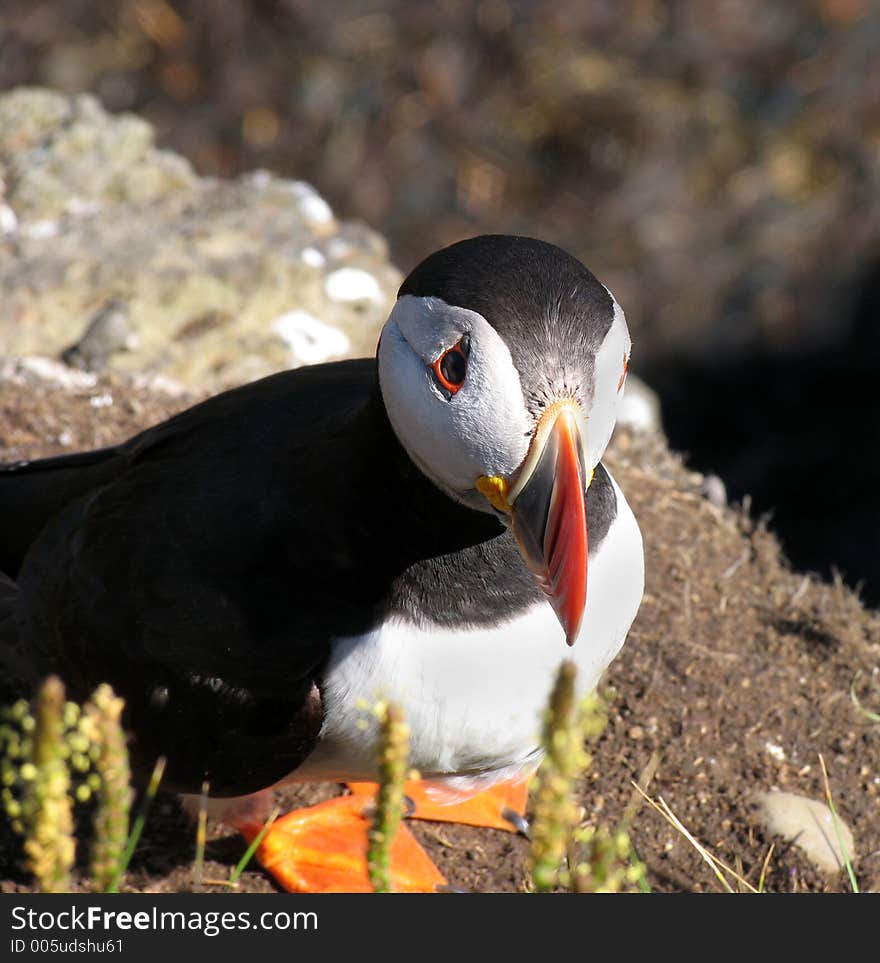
<box><xmin>431</xmin><ymin>336</ymin><xmax>469</xmax><ymax>397</ymax></box>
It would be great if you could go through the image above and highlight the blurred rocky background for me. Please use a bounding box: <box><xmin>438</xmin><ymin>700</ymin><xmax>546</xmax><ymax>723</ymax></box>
<box><xmin>1</xmin><ymin>0</ymin><xmax>878</xmax><ymax>601</ymax></box>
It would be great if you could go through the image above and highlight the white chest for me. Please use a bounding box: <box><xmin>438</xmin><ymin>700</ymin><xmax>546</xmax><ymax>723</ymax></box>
<box><xmin>294</xmin><ymin>472</ymin><xmax>644</xmax><ymax>789</ymax></box>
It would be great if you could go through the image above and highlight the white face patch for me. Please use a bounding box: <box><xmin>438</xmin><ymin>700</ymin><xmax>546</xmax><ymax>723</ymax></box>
<box><xmin>587</xmin><ymin>287</ymin><xmax>632</xmax><ymax>468</ymax></box>
<box><xmin>378</xmin><ymin>296</ymin><xmax>532</xmax><ymax>510</ymax></box>
<box><xmin>378</xmin><ymin>287</ymin><xmax>631</xmax><ymax>509</ymax></box>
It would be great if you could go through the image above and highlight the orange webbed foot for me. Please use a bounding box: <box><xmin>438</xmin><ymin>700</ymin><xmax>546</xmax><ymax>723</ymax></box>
<box><xmin>236</xmin><ymin>792</ymin><xmax>447</xmax><ymax>893</ymax></box>
<box><xmin>347</xmin><ymin>778</ymin><xmax>530</xmax><ymax>835</ymax></box>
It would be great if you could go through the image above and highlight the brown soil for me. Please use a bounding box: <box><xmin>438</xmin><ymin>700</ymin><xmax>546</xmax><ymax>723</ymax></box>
<box><xmin>1</xmin><ymin>369</ymin><xmax>878</xmax><ymax>894</ymax></box>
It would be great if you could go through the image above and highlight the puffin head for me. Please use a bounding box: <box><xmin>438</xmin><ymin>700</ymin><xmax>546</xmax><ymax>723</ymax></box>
<box><xmin>377</xmin><ymin>235</ymin><xmax>631</xmax><ymax>645</ymax></box>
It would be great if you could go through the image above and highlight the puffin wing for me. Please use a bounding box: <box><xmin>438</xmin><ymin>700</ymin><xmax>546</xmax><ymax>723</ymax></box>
<box><xmin>7</xmin><ymin>359</ymin><xmax>384</xmax><ymax>795</ymax></box>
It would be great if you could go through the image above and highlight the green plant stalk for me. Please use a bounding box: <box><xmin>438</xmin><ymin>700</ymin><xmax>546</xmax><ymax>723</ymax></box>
<box><xmin>107</xmin><ymin>755</ymin><xmax>166</xmax><ymax>893</ymax></box>
<box><xmin>23</xmin><ymin>676</ymin><xmax>75</xmax><ymax>893</ymax></box>
<box><xmin>629</xmin><ymin>839</ymin><xmax>652</xmax><ymax>894</ymax></box>
<box><xmin>193</xmin><ymin>780</ymin><xmax>210</xmax><ymax>889</ymax></box>
<box><xmin>570</xmin><ymin>823</ymin><xmax>646</xmax><ymax>894</ymax></box>
<box><xmin>1</xmin><ymin>699</ymin><xmax>33</xmax><ymax>834</ymax></box>
<box><xmin>757</xmin><ymin>843</ymin><xmax>775</xmax><ymax>893</ymax></box>
<box><xmin>850</xmin><ymin>671</ymin><xmax>880</xmax><ymax>724</ymax></box>
<box><xmin>367</xmin><ymin>702</ymin><xmax>409</xmax><ymax>893</ymax></box>
<box><xmin>819</xmin><ymin>754</ymin><xmax>859</xmax><ymax>894</ymax></box>
<box><xmin>528</xmin><ymin>660</ymin><xmax>586</xmax><ymax>892</ymax></box>
<box><xmin>84</xmin><ymin>685</ymin><xmax>132</xmax><ymax>893</ymax></box>
<box><xmin>228</xmin><ymin>805</ymin><xmax>280</xmax><ymax>886</ymax></box>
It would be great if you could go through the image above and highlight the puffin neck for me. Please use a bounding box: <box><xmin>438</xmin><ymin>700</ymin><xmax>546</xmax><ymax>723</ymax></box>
<box><xmin>366</xmin><ymin>374</ymin><xmax>506</xmax><ymax>566</ymax></box>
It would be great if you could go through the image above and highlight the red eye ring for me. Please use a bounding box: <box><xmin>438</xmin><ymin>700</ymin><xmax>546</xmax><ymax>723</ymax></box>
<box><xmin>432</xmin><ymin>338</ymin><xmax>469</xmax><ymax>396</ymax></box>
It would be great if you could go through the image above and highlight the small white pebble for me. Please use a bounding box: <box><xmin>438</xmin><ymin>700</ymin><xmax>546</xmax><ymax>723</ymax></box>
<box><xmin>272</xmin><ymin>310</ymin><xmax>350</xmax><ymax>364</ymax></box>
<box><xmin>285</xmin><ymin>180</ymin><xmax>334</xmax><ymax>223</ymax></box>
<box><xmin>324</xmin><ymin>267</ymin><xmax>383</xmax><ymax>305</ymax></box>
<box><xmin>298</xmin><ymin>193</ymin><xmax>334</xmax><ymax>226</ymax></box>
<box><xmin>753</xmin><ymin>790</ymin><xmax>856</xmax><ymax>875</ymax></box>
<box><xmin>701</xmin><ymin>474</ymin><xmax>728</xmax><ymax>507</ymax></box>
<box><xmin>0</xmin><ymin>203</ymin><xmax>18</xmax><ymax>234</ymax></box>
<box><xmin>764</xmin><ymin>740</ymin><xmax>786</xmax><ymax>762</ymax></box>
<box><xmin>21</xmin><ymin>219</ymin><xmax>59</xmax><ymax>239</ymax></box>
<box><xmin>245</xmin><ymin>169</ymin><xmax>273</xmax><ymax>190</ymax></box>
<box><xmin>325</xmin><ymin>236</ymin><xmax>353</xmax><ymax>261</ymax></box>
<box><xmin>89</xmin><ymin>393</ymin><xmax>113</xmax><ymax>408</ymax></box>
<box><xmin>617</xmin><ymin>392</ymin><xmax>656</xmax><ymax>432</ymax></box>
<box><xmin>300</xmin><ymin>246</ymin><xmax>326</xmax><ymax>268</ymax></box>
<box><xmin>616</xmin><ymin>374</ymin><xmax>661</xmax><ymax>432</ymax></box>
<box><xmin>143</xmin><ymin>373</ymin><xmax>188</xmax><ymax>396</ymax></box>
<box><xmin>20</xmin><ymin>356</ymin><xmax>97</xmax><ymax>388</ymax></box>
<box><xmin>65</xmin><ymin>197</ymin><xmax>101</xmax><ymax>217</ymax></box>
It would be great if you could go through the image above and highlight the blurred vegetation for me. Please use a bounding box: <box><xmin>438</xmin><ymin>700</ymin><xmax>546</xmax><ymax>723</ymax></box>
<box><xmin>529</xmin><ymin>663</ymin><xmax>643</xmax><ymax>893</ymax></box>
<box><xmin>366</xmin><ymin>701</ymin><xmax>409</xmax><ymax>893</ymax></box>
<box><xmin>1</xmin><ymin>667</ymin><xmax>643</xmax><ymax>893</ymax></box>
<box><xmin>1</xmin><ymin>0</ymin><xmax>878</xmax><ymax>360</ymax></box>
<box><xmin>1</xmin><ymin>677</ymin><xmax>135</xmax><ymax>893</ymax></box>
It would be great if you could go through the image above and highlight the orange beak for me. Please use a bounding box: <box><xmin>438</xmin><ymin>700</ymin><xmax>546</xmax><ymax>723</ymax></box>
<box><xmin>502</xmin><ymin>403</ymin><xmax>590</xmax><ymax>645</ymax></box>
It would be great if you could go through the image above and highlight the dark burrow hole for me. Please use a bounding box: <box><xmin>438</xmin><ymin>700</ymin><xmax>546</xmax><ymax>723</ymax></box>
<box><xmin>642</xmin><ymin>260</ymin><xmax>880</xmax><ymax>607</ymax></box>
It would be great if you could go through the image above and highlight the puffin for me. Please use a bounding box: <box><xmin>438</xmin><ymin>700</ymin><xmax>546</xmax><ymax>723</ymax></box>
<box><xmin>0</xmin><ymin>235</ymin><xmax>644</xmax><ymax>891</ymax></box>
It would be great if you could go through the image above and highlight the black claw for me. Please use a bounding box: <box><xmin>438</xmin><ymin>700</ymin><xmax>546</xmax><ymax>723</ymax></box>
<box><xmin>501</xmin><ymin>806</ymin><xmax>531</xmax><ymax>838</ymax></box>
<box><xmin>402</xmin><ymin>794</ymin><xmax>417</xmax><ymax>818</ymax></box>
